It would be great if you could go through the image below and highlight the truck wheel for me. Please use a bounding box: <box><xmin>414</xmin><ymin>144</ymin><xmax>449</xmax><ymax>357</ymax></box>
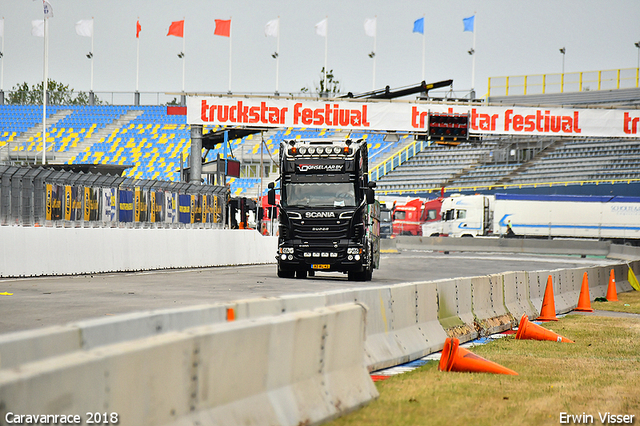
<box><xmin>295</xmin><ymin>270</ymin><xmax>307</xmax><ymax>279</ymax></box>
<box><xmin>348</xmin><ymin>270</ymin><xmax>367</xmax><ymax>281</ymax></box>
<box><xmin>365</xmin><ymin>267</ymin><xmax>373</xmax><ymax>281</ymax></box>
<box><xmin>277</xmin><ymin>268</ymin><xmax>295</xmax><ymax>278</ymax></box>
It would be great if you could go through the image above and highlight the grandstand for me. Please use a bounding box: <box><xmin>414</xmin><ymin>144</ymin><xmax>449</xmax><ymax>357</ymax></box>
<box><xmin>375</xmin><ymin>136</ymin><xmax>640</xmax><ymax>194</ymax></box>
<box><xmin>2</xmin><ymin>70</ymin><xmax>640</xmax><ymax>199</ymax></box>
<box><xmin>0</xmin><ymin>104</ymin><xmax>408</xmax><ymax>197</ymax></box>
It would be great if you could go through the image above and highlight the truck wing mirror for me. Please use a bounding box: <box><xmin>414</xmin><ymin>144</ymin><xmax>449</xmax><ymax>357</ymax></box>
<box><xmin>366</xmin><ymin>188</ymin><xmax>375</xmax><ymax>205</ymax></box>
<box><xmin>368</xmin><ymin>181</ymin><xmax>377</xmax><ymax>188</ymax></box>
<box><xmin>267</xmin><ymin>187</ymin><xmax>276</xmax><ymax>206</ymax></box>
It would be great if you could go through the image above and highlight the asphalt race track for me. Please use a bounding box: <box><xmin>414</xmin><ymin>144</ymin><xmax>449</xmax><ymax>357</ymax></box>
<box><xmin>0</xmin><ymin>250</ymin><xmax>620</xmax><ymax>334</ymax></box>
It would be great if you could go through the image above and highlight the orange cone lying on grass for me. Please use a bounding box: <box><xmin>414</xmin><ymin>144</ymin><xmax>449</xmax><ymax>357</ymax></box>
<box><xmin>575</xmin><ymin>272</ymin><xmax>594</xmax><ymax>312</ymax></box>
<box><xmin>606</xmin><ymin>269</ymin><xmax>618</xmax><ymax>302</ymax></box>
<box><xmin>537</xmin><ymin>275</ymin><xmax>558</xmax><ymax>321</ymax></box>
<box><xmin>515</xmin><ymin>314</ymin><xmax>574</xmax><ymax>343</ymax></box>
<box><xmin>438</xmin><ymin>337</ymin><xmax>518</xmax><ymax>375</ymax></box>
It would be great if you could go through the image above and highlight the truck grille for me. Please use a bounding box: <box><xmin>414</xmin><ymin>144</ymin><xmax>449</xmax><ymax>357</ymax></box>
<box><xmin>291</xmin><ymin>218</ymin><xmax>350</xmax><ymax>243</ymax></box>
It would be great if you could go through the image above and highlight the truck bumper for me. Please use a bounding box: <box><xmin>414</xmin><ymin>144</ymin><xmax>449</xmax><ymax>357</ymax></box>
<box><xmin>276</xmin><ymin>256</ymin><xmax>366</xmax><ymax>273</ymax></box>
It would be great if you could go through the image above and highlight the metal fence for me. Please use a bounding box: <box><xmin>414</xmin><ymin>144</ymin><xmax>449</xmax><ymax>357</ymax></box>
<box><xmin>488</xmin><ymin>67</ymin><xmax>640</xmax><ymax>97</ymax></box>
<box><xmin>0</xmin><ymin>165</ymin><xmax>226</xmax><ymax>228</ymax></box>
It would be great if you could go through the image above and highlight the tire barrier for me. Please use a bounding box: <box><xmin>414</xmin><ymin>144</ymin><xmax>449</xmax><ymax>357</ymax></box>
<box><xmin>1</xmin><ymin>259</ymin><xmax>639</xmax><ymax>425</ymax></box>
<box><xmin>0</xmin><ymin>304</ymin><xmax>378</xmax><ymax>426</ymax></box>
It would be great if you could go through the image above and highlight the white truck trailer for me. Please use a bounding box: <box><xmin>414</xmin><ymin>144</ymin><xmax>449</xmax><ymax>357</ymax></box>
<box><xmin>423</xmin><ymin>193</ymin><xmax>640</xmax><ymax>242</ymax></box>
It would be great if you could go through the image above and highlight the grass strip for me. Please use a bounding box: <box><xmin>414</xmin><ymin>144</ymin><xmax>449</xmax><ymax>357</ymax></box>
<box><xmin>328</xmin><ymin>291</ymin><xmax>640</xmax><ymax>426</ymax></box>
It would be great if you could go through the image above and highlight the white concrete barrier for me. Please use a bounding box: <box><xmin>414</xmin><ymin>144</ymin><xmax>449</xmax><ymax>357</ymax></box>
<box><xmin>0</xmin><ymin>304</ymin><xmax>228</xmax><ymax>369</ymax></box>
<box><xmin>0</xmin><ymin>227</ymin><xmax>277</xmax><ymax>277</ymax></box>
<box><xmin>0</xmin><ymin>261</ymin><xmax>640</xmax><ymax>424</ymax></box>
<box><xmin>503</xmin><ymin>271</ymin><xmax>538</xmax><ymax>319</ymax></box>
<box><xmin>436</xmin><ymin>278</ymin><xmax>478</xmax><ymax>342</ymax></box>
<box><xmin>0</xmin><ymin>304</ymin><xmax>377</xmax><ymax>426</ymax></box>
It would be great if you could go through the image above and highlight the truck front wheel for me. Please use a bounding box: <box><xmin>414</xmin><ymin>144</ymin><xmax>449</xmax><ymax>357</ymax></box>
<box><xmin>277</xmin><ymin>267</ymin><xmax>295</xmax><ymax>278</ymax></box>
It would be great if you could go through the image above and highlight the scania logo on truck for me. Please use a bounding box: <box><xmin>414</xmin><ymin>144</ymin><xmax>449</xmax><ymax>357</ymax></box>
<box><xmin>297</xmin><ymin>164</ymin><xmax>343</xmax><ymax>173</ymax></box>
<box><xmin>305</xmin><ymin>211</ymin><xmax>336</xmax><ymax>218</ymax></box>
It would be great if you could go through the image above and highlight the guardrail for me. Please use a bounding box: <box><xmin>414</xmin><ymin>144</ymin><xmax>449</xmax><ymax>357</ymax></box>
<box><xmin>488</xmin><ymin>67</ymin><xmax>640</xmax><ymax>97</ymax></box>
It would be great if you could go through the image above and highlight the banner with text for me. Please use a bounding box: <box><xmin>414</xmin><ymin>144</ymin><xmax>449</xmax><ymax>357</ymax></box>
<box><xmin>187</xmin><ymin>96</ymin><xmax>640</xmax><ymax>138</ymax></box>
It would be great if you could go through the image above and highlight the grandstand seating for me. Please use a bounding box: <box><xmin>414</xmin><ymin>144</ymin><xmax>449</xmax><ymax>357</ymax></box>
<box><xmin>0</xmin><ymin>105</ymin><xmax>406</xmax><ymax>196</ymax></box>
<box><xmin>508</xmin><ymin>139</ymin><xmax>640</xmax><ymax>183</ymax></box>
<box><xmin>3</xmin><ymin>105</ymin><xmax>640</xmax><ymax>196</ymax></box>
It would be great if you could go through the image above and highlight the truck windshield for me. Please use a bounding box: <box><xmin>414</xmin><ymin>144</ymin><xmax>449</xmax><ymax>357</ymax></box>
<box><xmin>284</xmin><ymin>182</ymin><xmax>356</xmax><ymax>207</ymax></box>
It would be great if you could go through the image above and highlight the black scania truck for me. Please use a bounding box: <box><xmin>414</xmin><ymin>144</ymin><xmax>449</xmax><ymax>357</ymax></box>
<box><xmin>267</xmin><ymin>139</ymin><xmax>380</xmax><ymax>281</ymax></box>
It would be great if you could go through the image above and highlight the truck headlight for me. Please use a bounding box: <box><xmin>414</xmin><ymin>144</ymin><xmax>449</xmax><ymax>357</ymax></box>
<box><xmin>279</xmin><ymin>247</ymin><xmax>294</xmax><ymax>254</ymax></box>
<box><xmin>347</xmin><ymin>247</ymin><xmax>361</xmax><ymax>255</ymax></box>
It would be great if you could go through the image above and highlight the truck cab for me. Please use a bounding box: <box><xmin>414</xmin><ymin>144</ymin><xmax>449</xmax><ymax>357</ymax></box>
<box><xmin>268</xmin><ymin>139</ymin><xmax>379</xmax><ymax>281</ymax></box>
<box><xmin>437</xmin><ymin>194</ymin><xmax>493</xmax><ymax>237</ymax></box>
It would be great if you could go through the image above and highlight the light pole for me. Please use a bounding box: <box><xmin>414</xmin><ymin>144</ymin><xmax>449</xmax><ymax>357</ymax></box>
<box><xmin>635</xmin><ymin>42</ymin><xmax>640</xmax><ymax>88</ymax></box>
<box><xmin>559</xmin><ymin>47</ymin><xmax>566</xmax><ymax>92</ymax></box>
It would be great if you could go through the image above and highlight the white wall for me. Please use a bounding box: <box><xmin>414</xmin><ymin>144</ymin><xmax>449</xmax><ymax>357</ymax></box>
<box><xmin>0</xmin><ymin>227</ymin><xmax>277</xmax><ymax>277</ymax></box>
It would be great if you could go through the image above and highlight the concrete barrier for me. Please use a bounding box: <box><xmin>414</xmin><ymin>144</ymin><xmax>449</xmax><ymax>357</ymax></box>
<box><xmin>0</xmin><ymin>227</ymin><xmax>277</xmax><ymax>277</ymax></box>
<box><xmin>436</xmin><ymin>278</ymin><xmax>478</xmax><ymax>342</ymax></box>
<box><xmin>0</xmin><ymin>304</ymin><xmax>377</xmax><ymax>426</ymax></box>
<box><xmin>0</xmin><ymin>304</ymin><xmax>228</xmax><ymax>369</ymax></box>
<box><xmin>471</xmin><ymin>276</ymin><xmax>511</xmax><ymax>335</ymax></box>
<box><xmin>395</xmin><ymin>235</ymin><xmax>612</xmax><ymax>256</ymax></box>
<box><xmin>503</xmin><ymin>271</ymin><xmax>538</xmax><ymax>320</ymax></box>
<box><xmin>325</xmin><ymin>286</ymin><xmax>405</xmax><ymax>370</ymax></box>
<box><xmin>0</xmin><ymin>261</ymin><xmax>640</xmax><ymax>424</ymax></box>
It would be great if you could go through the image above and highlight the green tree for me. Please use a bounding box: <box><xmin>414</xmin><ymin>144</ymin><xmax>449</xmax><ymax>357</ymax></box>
<box><xmin>301</xmin><ymin>67</ymin><xmax>341</xmax><ymax>97</ymax></box>
<box><xmin>6</xmin><ymin>80</ymin><xmax>102</xmax><ymax>105</ymax></box>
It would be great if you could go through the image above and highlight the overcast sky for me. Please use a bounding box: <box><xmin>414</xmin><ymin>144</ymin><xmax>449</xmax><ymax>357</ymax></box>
<box><xmin>1</xmin><ymin>0</ymin><xmax>639</xmax><ymax>100</ymax></box>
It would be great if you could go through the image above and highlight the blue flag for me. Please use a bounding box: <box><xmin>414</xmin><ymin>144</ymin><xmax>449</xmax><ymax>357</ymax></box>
<box><xmin>463</xmin><ymin>15</ymin><xmax>474</xmax><ymax>32</ymax></box>
<box><xmin>413</xmin><ymin>17</ymin><xmax>424</xmax><ymax>34</ymax></box>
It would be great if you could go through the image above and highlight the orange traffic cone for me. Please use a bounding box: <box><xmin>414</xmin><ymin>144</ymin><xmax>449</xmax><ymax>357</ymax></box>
<box><xmin>537</xmin><ymin>275</ymin><xmax>558</xmax><ymax>321</ymax></box>
<box><xmin>438</xmin><ymin>337</ymin><xmax>518</xmax><ymax>375</ymax></box>
<box><xmin>575</xmin><ymin>272</ymin><xmax>594</xmax><ymax>312</ymax></box>
<box><xmin>515</xmin><ymin>314</ymin><xmax>574</xmax><ymax>343</ymax></box>
<box><xmin>606</xmin><ymin>269</ymin><xmax>618</xmax><ymax>302</ymax></box>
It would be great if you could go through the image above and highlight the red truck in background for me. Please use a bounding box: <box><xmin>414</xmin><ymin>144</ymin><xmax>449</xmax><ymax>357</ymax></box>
<box><xmin>392</xmin><ymin>197</ymin><xmax>443</xmax><ymax>237</ymax></box>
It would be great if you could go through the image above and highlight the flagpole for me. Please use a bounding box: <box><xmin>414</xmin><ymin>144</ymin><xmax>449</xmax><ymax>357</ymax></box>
<box><xmin>471</xmin><ymin>15</ymin><xmax>477</xmax><ymax>97</ymax></box>
<box><xmin>372</xmin><ymin>16</ymin><xmax>377</xmax><ymax>91</ymax></box>
<box><xmin>323</xmin><ymin>16</ymin><xmax>328</xmax><ymax>96</ymax></box>
<box><xmin>90</xmin><ymin>18</ymin><xmax>94</xmax><ymax>93</ymax></box>
<box><xmin>421</xmin><ymin>14</ymin><xmax>425</xmax><ymax>82</ymax></box>
<box><xmin>136</xmin><ymin>19</ymin><xmax>140</xmax><ymax>92</ymax></box>
<box><xmin>42</xmin><ymin>17</ymin><xmax>48</xmax><ymax>165</ymax></box>
<box><xmin>1</xmin><ymin>18</ymin><xmax>4</xmax><ymax>94</ymax></box>
<box><xmin>228</xmin><ymin>17</ymin><xmax>232</xmax><ymax>94</ymax></box>
<box><xmin>275</xmin><ymin>17</ymin><xmax>280</xmax><ymax>95</ymax></box>
<box><xmin>182</xmin><ymin>18</ymin><xmax>185</xmax><ymax>93</ymax></box>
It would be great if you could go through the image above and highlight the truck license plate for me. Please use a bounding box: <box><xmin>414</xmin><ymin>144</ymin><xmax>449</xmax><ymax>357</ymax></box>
<box><xmin>312</xmin><ymin>264</ymin><xmax>330</xmax><ymax>270</ymax></box>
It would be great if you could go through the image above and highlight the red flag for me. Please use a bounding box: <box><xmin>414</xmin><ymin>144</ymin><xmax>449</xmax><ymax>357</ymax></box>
<box><xmin>167</xmin><ymin>20</ymin><xmax>184</xmax><ymax>37</ymax></box>
<box><xmin>136</xmin><ymin>20</ymin><xmax>142</xmax><ymax>38</ymax></box>
<box><xmin>214</xmin><ymin>19</ymin><xmax>231</xmax><ymax>37</ymax></box>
